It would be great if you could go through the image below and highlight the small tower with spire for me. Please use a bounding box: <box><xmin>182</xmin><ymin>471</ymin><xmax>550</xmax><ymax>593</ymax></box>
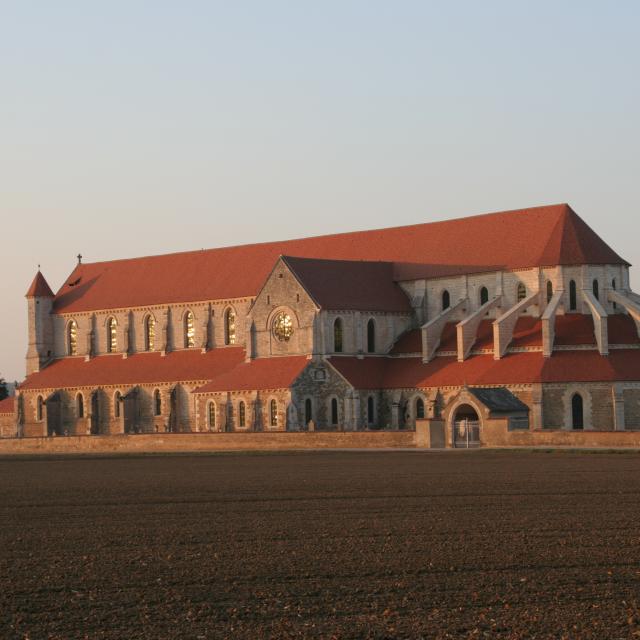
<box><xmin>25</xmin><ymin>268</ymin><xmax>55</xmax><ymax>376</ymax></box>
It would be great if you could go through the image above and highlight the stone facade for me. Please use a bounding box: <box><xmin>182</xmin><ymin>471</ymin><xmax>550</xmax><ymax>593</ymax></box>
<box><xmin>14</xmin><ymin>205</ymin><xmax>640</xmax><ymax>446</ymax></box>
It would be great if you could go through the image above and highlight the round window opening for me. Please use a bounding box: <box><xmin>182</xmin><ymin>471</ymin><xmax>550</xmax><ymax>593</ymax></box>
<box><xmin>273</xmin><ymin>312</ymin><xmax>294</xmax><ymax>342</ymax></box>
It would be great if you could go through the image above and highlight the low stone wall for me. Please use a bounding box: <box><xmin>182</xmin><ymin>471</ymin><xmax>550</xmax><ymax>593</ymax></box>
<box><xmin>490</xmin><ymin>429</ymin><xmax>640</xmax><ymax>448</ymax></box>
<box><xmin>0</xmin><ymin>430</ymin><xmax>417</xmax><ymax>455</ymax></box>
<box><xmin>3</xmin><ymin>426</ymin><xmax>640</xmax><ymax>456</ymax></box>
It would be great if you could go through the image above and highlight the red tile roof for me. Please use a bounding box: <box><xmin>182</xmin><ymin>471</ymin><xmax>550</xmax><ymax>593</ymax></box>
<box><xmin>509</xmin><ymin>317</ymin><xmax>544</xmax><ymax>349</ymax></box>
<box><xmin>390</xmin><ymin>329</ymin><xmax>423</xmax><ymax>354</ymax></box>
<box><xmin>19</xmin><ymin>348</ymin><xmax>246</xmax><ymax>391</ymax></box>
<box><xmin>195</xmin><ymin>356</ymin><xmax>310</xmax><ymax>393</ymax></box>
<box><xmin>283</xmin><ymin>256</ymin><xmax>411</xmax><ymax>312</ymax></box>
<box><xmin>331</xmin><ymin>349</ymin><xmax>640</xmax><ymax>389</ymax></box>
<box><xmin>52</xmin><ymin>204</ymin><xmax>627</xmax><ymax>313</ymax></box>
<box><xmin>0</xmin><ymin>397</ymin><xmax>14</xmax><ymax>414</ymax></box>
<box><xmin>25</xmin><ymin>271</ymin><xmax>54</xmax><ymax>298</ymax></box>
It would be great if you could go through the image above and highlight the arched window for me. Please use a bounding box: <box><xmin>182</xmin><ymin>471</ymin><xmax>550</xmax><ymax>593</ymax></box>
<box><xmin>367</xmin><ymin>319</ymin><xmax>376</xmax><ymax>353</ymax></box>
<box><xmin>480</xmin><ymin>287</ymin><xmax>489</xmax><ymax>306</ymax></box>
<box><xmin>270</xmin><ymin>399</ymin><xmax>278</xmax><ymax>427</ymax></box>
<box><xmin>546</xmin><ymin>281</ymin><xmax>554</xmax><ymax>303</ymax></box>
<box><xmin>107</xmin><ymin>317</ymin><xmax>117</xmax><ymax>353</ymax></box>
<box><xmin>36</xmin><ymin>396</ymin><xmax>43</xmax><ymax>422</ymax></box>
<box><xmin>367</xmin><ymin>396</ymin><xmax>375</xmax><ymax>425</ymax></box>
<box><xmin>569</xmin><ymin>280</ymin><xmax>577</xmax><ymax>311</ymax></box>
<box><xmin>145</xmin><ymin>315</ymin><xmax>155</xmax><ymax>351</ymax></box>
<box><xmin>442</xmin><ymin>290</ymin><xmax>450</xmax><ymax>311</ymax></box>
<box><xmin>331</xmin><ymin>398</ymin><xmax>339</xmax><ymax>425</ymax></box>
<box><xmin>114</xmin><ymin>391</ymin><xmax>121</xmax><ymax>418</ymax></box>
<box><xmin>571</xmin><ymin>393</ymin><xmax>584</xmax><ymax>430</ymax></box>
<box><xmin>238</xmin><ymin>401</ymin><xmax>246</xmax><ymax>428</ymax></box>
<box><xmin>68</xmin><ymin>320</ymin><xmax>78</xmax><ymax>356</ymax></box>
<box><xmin>592</xmin><ymin>280</ymin><xmax>599</xmax><ymax>301</ymax></box>
<box><xmin>184</xmin><ymin>310</ymin><xmax>195</xmax><ymax>348</ymax></box>
<box><xmin>416</xmin><ymin>398</ymin><xmax>425</xmax><ymax>420</ymax></box>
<box><xmin>612</xmin><ymin>278</ymin><xmax>617</xmax><ymax>310</ymax></box>
<box><xmin>208</xmin><ymin>401</ymin><xmax>216</xmax><ymax>429</ymax></box>
<box><xmin>154</xmin><ymin>389</ymin><xmax>162</xmax><ymax>417</ymax></box>
<box><xmin>305</xmin><ymin>398</ymin><xmax>313</xmax><ymax>425</ymax></box>
<box><xmin>333</xmin><ymin>318</ymin><xmax>343</xmax><ymax>353</ymax></box>
<box><xmin>77</xmin><ymin>393</ymin><xmax>84</xmax><ymax>418</ymax></box>
<box><xmin>517</xmin><ymin>283</ymin><xmax>526</xmax><ymax>302</ymax></box>
<box><xmin>224</xmin><ymin>308</ymin><xmax>236</xmax><ymax>345</ymax></box>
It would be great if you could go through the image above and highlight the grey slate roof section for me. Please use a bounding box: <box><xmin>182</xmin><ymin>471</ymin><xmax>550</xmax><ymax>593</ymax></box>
<box><xmin>469</xmin><ymin>387</ymin><xmax>529</xmax><ymax>414</ymax></box>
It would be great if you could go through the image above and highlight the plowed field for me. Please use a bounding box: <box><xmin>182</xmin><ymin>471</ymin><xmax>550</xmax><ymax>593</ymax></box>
<box><xmin>1</xmin><ymin>450</ymin><xmax>640</xmax><ymax>639</ymax></box>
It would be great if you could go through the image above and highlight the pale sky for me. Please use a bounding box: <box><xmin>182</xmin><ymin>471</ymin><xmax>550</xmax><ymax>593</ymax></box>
<box><xmin>1</xmin><ymin>1</ymin><xmax>638</xmax><ymax>381</ymax></box>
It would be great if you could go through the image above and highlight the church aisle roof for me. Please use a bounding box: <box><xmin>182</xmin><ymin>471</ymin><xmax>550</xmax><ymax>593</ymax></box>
<box><xmin>389</xmin><ymin>315</ymin><xmax>639</xmax><ymax>355</ymax></box>
<box><xmin>331</xmin><ymin>349</ymin><xmax>640</xmax><ymax>389</ymax></box>
<box><xmin>19</xmin><ymin>348</ymin><xmax>245</xmax><ymax>391</ymax></box>
<box><xmin>52</xmin><ymin>204</ymin><xmax>627</xmax><ymax>313</ymax></box>
<box><xmin>195</xmin><ymin>355</ymin><xmax>310</xmax><ymax>393</ymax></box>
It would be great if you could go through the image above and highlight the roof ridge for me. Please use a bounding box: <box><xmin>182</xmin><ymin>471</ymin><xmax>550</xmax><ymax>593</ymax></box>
<box><xmin>72</xmin><ymin>203</ymin><xmax>570</xmax><ymax>268</ymax></box>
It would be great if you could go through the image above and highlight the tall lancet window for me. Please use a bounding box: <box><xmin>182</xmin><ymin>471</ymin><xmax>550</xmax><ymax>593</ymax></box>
<box><xmin>145</xmin><ymin>315</ymin><xmax>155</xmax><ymax>351</ymax></box>
<box><xmin>225</xmin><ymin>308</ymin><xmax>236</xmax><ymax>345</ymax></box>
<box><xmin>547</xmin><ymin>281</ymin><xmax>554</xmax><ymax>303</ymax></box>
<box><xmin>569</xmin><ymin>280</ymin><xmax>577</xmax><ymax>311</ymax></box>
<box><xmin>107</xmin><ymin>317</ymin><xmax>117</xmax><ymax>353</ymax></box>
<box><xmin>68</xmin><ymin>320</ymin><xmax>78</xmax><ymax>356</ymax></box>
<box><xmin>367</xmin><ymin>319</ymin><xmax>376</xmax><ymax>353</ymax></box>
<box><xmin>184</xmin><ymin>311</ymin><xmax>195</xmax><ymax>348</ymax></box>
<box><xmin>334</xmin><ymin>318</ymin><xmax>343</xmax><ymax>353</ymax></box>
<box><xmin>480</xmin><ymin>287</ymin><xmax>489</xmax><ymax>306</ymax></box>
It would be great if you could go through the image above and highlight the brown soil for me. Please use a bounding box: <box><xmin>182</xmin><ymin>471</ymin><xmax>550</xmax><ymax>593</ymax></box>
<box><xmin>1</xmin><ymin>450</ymin><xmax>640</xmax><ymax>639</ymax></box>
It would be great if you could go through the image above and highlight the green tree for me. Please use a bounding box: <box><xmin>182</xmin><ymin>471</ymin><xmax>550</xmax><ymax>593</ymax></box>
<box><xmin>0</xmin><ymin>377</ymin><xmax>8</xmax><ymax>401</ymax></box>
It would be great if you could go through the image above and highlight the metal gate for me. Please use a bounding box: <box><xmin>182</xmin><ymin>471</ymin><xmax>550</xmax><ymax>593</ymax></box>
<box><xmin>454</xmin><ymin>420</ymin><xmax>480</xmax><ymax>448</ymax></box>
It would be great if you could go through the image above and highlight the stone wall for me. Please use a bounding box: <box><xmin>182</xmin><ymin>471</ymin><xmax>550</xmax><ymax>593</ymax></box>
<box><xmin>51</xmin><ymin>299</ymin><xmax>252</xmax><ymax>358</ymax></box>
<box><xmin>195</xmin><ymin>390</ymin><xmax>291</xmax><ymax>432</ymax></box>
<box><xmin>19</xmin><ymin>382</ymin><xmax>199</xmax><ymax>438</ymax></box>
<box><xmin>0</xmin><ymin>430</ymin><xmax>417</xmax><ymax>455</ymax></box>
<box><xmin>0</xmin><ymin>412</ymin><xmax>15</xmax><ymax>438</ymax></box>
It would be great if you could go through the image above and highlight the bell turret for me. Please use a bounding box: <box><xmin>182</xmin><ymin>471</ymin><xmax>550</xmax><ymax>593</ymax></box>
<box><xmin>25</xmin><ymin>269</ymin><xmax>54</xmax><ymax>375</ymax></box>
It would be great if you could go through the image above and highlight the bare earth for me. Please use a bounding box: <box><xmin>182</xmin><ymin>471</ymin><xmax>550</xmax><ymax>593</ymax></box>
<box><xmin>1</xmin><ymin>450</ymin><xmax>640</xmax><ymax>640</ymax></box>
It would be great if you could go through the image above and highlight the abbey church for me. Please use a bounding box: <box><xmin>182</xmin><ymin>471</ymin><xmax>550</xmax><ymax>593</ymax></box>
<box><xmin>2</xmin><ymin>203</ymin><xmax>640</xmax><ymax>445</ymax></box>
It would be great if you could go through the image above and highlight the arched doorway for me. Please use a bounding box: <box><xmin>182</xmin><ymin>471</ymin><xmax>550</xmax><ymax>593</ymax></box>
<box><xmin>452</xmin><ymin>404</ymin><xmax>481</xmax><ymax>448</ymax></box>
<box><xmin>46</xmin><ymin>392</ymin><xmax>62</xmax><ymax>436</ymax></box>
<box><xmin>571</xmin><ymin>394</ymin><xmax>584</xmax><ymax>430</ymax></box>
<box><xmin>122</xmin><ymin>388</ymin><xmax>139</xmax><ymax>433</ymax></box>
<box><xmin>90</xmin><ymin>392</ymin><xmax>100</xmax><ymax>435</ymax></box>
